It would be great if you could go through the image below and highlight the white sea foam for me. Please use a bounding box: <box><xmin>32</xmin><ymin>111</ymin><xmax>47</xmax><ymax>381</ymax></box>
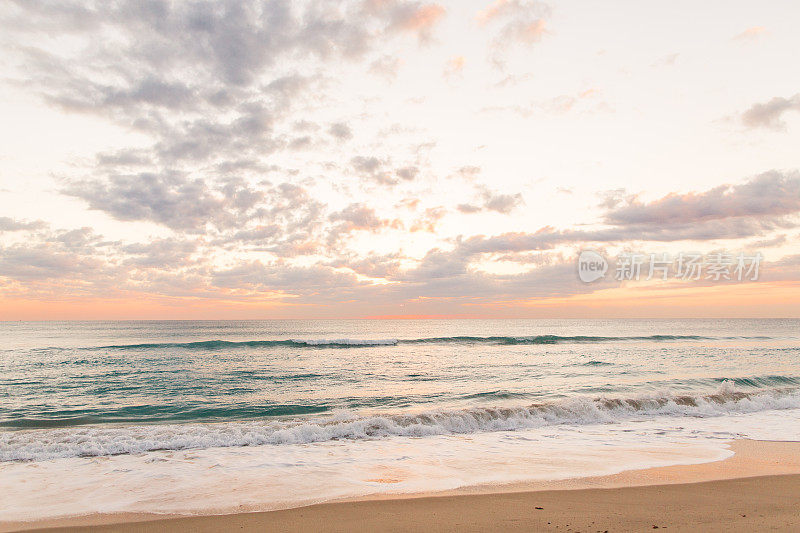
<box><xmin>3</xmin><ymin>383</ymin><xmax>798</xmax><ymax>462</ymax></box>
<box><xmin>4</xmin><ymin>409</ymin><xmax>800</xmax><ymax>522</ymax></box>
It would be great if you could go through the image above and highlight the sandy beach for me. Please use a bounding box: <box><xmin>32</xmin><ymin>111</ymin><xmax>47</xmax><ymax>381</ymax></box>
<box><xmin>5</xmin><ymin>0</ymin><xmax>800</xmax><ymax>528</ymax></box>
<box><xmin>8</xmin><ymin>440</ymin><xmax>800</xmax><ymax>533</ymax></box>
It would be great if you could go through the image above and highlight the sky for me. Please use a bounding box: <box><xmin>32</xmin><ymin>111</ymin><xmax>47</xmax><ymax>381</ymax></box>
<box><xmin>1</xmin><ymin>0</ymin><xmax>799</xmax><ymax>319</ymax></box>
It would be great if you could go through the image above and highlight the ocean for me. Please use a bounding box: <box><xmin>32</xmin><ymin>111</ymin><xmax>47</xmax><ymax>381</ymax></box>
<box><xmin>2</xmin><ymin>319</ymin><xmax>799</xmax><ymax>521</ymax></box>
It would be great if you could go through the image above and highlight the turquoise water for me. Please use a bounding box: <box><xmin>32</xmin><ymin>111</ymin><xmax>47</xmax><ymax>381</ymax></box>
<box><xmin>1</xmin><ymin>319</ymin><xmax>799</xmax><ymax>520</ymax></box>
<box><xmin>2</xmin><ymin>319</ymin><xmax>799</xmax><ymax>430</ymax></box>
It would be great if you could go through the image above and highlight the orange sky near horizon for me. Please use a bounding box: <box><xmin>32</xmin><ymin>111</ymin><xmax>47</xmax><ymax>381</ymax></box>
<box><xmin>2</xmin><ymin>280</ymin><xmax>799</xmax><ymax>321</ymax></box>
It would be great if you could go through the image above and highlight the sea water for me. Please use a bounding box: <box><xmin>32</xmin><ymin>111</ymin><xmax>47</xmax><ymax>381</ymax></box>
<box><xmin>1</xmin><ymin>319</ymin><xmax>799</xmax><ymax>521</ymax></box>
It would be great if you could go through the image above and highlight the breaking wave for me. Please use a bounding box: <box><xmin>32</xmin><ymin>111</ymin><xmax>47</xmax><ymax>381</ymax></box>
<box><xmin>3</xmin><ymin>381</ymin><xmax>798</xmax><ymax>462</ymax></box>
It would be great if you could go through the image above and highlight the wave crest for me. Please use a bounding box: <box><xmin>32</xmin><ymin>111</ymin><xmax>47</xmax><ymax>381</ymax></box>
<box><xmin>92</xmin><ymin>334</ymin><xmax>772</xmax><ymax>351</ymax></box>
<box><xmin>2</xmin><ymin>382</ymin><xmax>797</xmax><ymax>462</ymax></box>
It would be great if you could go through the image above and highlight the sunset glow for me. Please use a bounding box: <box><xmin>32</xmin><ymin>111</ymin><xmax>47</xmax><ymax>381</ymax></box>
<box><xmin>1</xmin><ymin>0</ymin><xmax>799</xmax><ymax>318</ymax></box>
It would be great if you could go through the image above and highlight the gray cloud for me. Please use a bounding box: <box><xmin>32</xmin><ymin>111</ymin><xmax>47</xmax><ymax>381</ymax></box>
<box><xmin>327</xmin><ymin>203</ymin><xmax>401</xmax><ymax>244</ymax></box>
<box><xmin>288</xmin><ymin>136</ymin><xmax>313</xmax><ymax>150</ymax></box>
<box><xmin>369</xmin><ymin>55</ymin><xmax>402</xmax><ymax>80</ymax></box>
<box><xmin>48</xmin><ymin>227</ymin><xmax>106</xmax><ymax>251</ymax></box>
<box><xmin>2</xmin><ymin>0</ymin><xmax>445</xmax><ymax>247</ymax></box>
<box><xmin>350</xmin><ymin>156</ymin><xmax>391</xmax><ymax>184</ymax></box>
<box><xmin>458</xmin><ymin>187</ymin><xmax>524</xmax><ymax>214</ymax></box>
<box><xmin>741</xmin><ymin>93</ymin><xmax>800</xmax><ymax>130</ymax></box>
<box><xmin>443</xmin><ymin>171</ymin><xmax>800</xmax><ymax>258</ymax></box>
<box><xmin>606</xmin><ymin>171</ymin><xmax>800</xmax><ymax>226</ymax></box>
<box><xmin>451</xmin><ymin>217</ymin><xmax>790</xmax><ymax>256</ymax></box>
<box><xmin>63</xmin><ymin>174</ymin><xmax>265</xmax><ymax>232</ymax></box>
<box><xmin>0</xmin><ymin>217</ymin><xmax>47</xmax><ymax>231</ymax></box>
<box><xmin>367</xmin><ymin>1</ymin><xmax>446</xmax><ymax>43</ymax></box>
<box><xmin>122</xmin><ymin>239</ymin><xmax>199</xmax><ymax>268</ymax></box>
<box><xmin>215</xmin><ymin>182</ymin><xmax>327</xmax><ymax>251</ymax></box>
<box><xmin>350</xmin><ymin>156</ymin><xmax>421</xmax><ymax>185</ymax></box>
<box><xmin>0</xmin><ymin>238</ymin><xmax>108</xmax><ymax>282</ymax></box>
<box><xmin>484</xmin><ymin>192</ymin><xmax>524</xmax><ymax>214</ymax></box>
<box><xmin>456</xmin><ymin>204</ymin><xmax>482</xmax><ymax>214</ymax></box>
<box><xmin>3</xmin><ymin>1</ymin><xmax>442</xmax><ymax>116</ymax></box>
<box><xmin>329</xmin><ymin>252</ymin><xmax>403</xmax><ymax>279</ymax></box>
<box><xmin>6</xmin><ymin>1</ymin><xmax>368</xmax><ymax>91</ymax></box>
<box><xmin>396</xmin><ymin>165</ymin><xmax>419</xmax><ymax>180</ymax></box>
<box><xmin>328</xmin><ymin>122</ymin><xmax>353</xmax><ymax>140</ymax></box>
<box><xmin>330</xmin><ymin>203</ymin><xmax>392</xmax><ymax>230</ymax></box>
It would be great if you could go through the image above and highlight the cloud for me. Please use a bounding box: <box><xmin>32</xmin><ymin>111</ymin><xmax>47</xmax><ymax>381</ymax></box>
<box><xmin>443</xmin><ymin>56</ymin><xmax>465</xmax><ymax>80</ymax></box>
<box><xmin>51</xmin><ymin>167</ymin><xmax>794</xmax><ymax>311</ymax></box>
<box><xmin>456</xmin><ymin>204</ymin><xmax>482</xmax><ymax>214</ymax></box>
<box><xmin>351</xmin><ymin>155</ymin><xmax>391</xmax><ymax>184</ymax></box>
<box><xmin>484</xmin><ymin>192</ymin><xmax>524</xmax><ymax>214</ymax></box>
<box><xmin>63</xmin><ymin>174</ymin><xmax>265</xmax><ymax>232</ymax></box>
<box><xmin>49</xmin><ymin>227</ymin><xmax>105</xmax><ymax>251</ymax></box>
<box><xmin>2</xmin><ymin>2</ymin><xmax>798</xmax><ymax>315</ymax></box>
<box><xmin>5</xmin><ymin>1</ymin><xmax>406</xmax><ymax>91</ymax></box>
<box><xmin>226</xmin><ymin>225</ymin><xmax>281</xmax><ymax>244</ymax></box>
<box><xmin>210</xmin><ymin>261</ymin><xmax>364</xmax><ymax>299</ymax></box>
<box><xmin>328</xmin><ymin>122</ymin><xmax>353</xmax><ymax>140</ymax></box>
<box><xmin>396</xmin><ymin>166</ymin><xmax>419</xmax><ymax>180</ymax></box>
<box><xmin>350</xmin><ymin>156</ymin><xmax>420</xmax><ymax>185</ymax></box>
<box><xmin>741</xmin><ymin>94</ymin><xmax>800</xmax><ymax>130</ymax></box>
<box><xmin>504</xmin><ymin>18</ymin><xmax>547</xmax><ymax>44</ymax></box>
<box><xmin>1</xmin><ymin>0</ymin><xmax>443</xmax><ymax>230</ymax></box>
<box><xmin>476</xmin><ymin>0</ymin><xmax>551</xmax><ymax>66</ymax></box>
<box><xmin>475</xmin><ymin>0</ymin><xmax>542</xmax><ymax>25</ymax></box>
<box><xmin>329</xmin><ymin>252</ymin><xmax>403</xmax><ymax>279</ymax></box>
<box><xmin>288</xmin><ymin>136</ymin><xmax>313</xmax><ymax>150</ymax></box>
<box><xmin>458</xmin><ymin>187</ymin><xmax>524</xmax><ymax>214</ymax></box>
<box><xmin>122</xmin><ymin>239</ymin><xmax>199</xmax><ymax>268</ymax></box>
<box><xmin>410</xmin><ymin>206</ymin><xmax>447</xmax><ymax>232</ymax></box>
<box><xmin>63</xmin><ymin>174</ymin><xmax>329</xmax><ymax>254</ymax></box>
<box><xmin>448</xmin><ymin>171</ymin><xmax>800</xmax><ymax>255</ymax></box>
<box><xmin>0</xmin><ymin>245</ymin><xmax>98</xmax><ymax>281</ymax></box>
<box><xmin>605</xmin><ymin>171</ymin><xmax>800</xmax><ymax>226</ymax></box>
<box><xmin>3</xmin><ymin>167</ymin><xmax>798</xmax><ymax>311</ymax></box>
<box><xmin>481</xmin><ymin>88</ymin><xmax>603</xmax><ymax>117</ymax></box>
<box><xmin>382</xmin><ymin>242</ymin><xmax>607</xmax><ymax>304</ymax></box>
<box><xmin>329</xmin><ymin>203</ymin><xmax>400</xmax><ymax>233</ymax></box>
<box><xmin>597</xmin><ymin>188</ymin><xmax>632</xmax><ymax>210</ymax></box>
<box><xmin>0</xmin><ymin>217</ymin><xmax>47</xmax><ymax>231</ymax></box>
<box><xmin>0</xmin><ymin>227</ymin><xmax>114</xmax><ymax>283</ymax></box>
<box><xmin>369</xmin><ymin>55</ymin><xmax>403</xmax><ymax>80</ymax></box>
<box><xmin>652</xmin><ymin>53</ymin><xmax>679</xmax><ymax>67</ymax></box>
<box><xmin>733</xmin><ymin>26</ymin><xmax>768</xmax><ymax>42</ymax></box>
<box><xmin>455</xmin><ymin>166</ymin><xmax>482</xmax><ymax>180</ymax></box>
<box><xmin>372</xmin><ymin>2</ymin><xmax>447</xmax><ymax>42</ymax></box>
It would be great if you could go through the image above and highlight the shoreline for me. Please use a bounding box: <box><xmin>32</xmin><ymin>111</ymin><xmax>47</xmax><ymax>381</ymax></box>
<box><xmin>5</xmin><ymin>439</ymin><xmax>800</xmax><ymax>532</ymax></box>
